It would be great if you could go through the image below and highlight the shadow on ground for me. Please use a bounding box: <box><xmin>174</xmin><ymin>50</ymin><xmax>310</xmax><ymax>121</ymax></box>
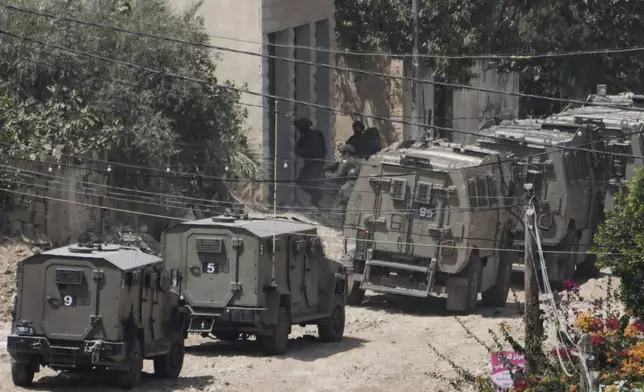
<box><xmin>186</xmin><ymin>335</ymin><xmax>367</xmax><ymax>362</ymax></box>
<box><xmin>31</xmin><ymin>372</ymin><xmax>213</xmax><ymax>391</ymax></box>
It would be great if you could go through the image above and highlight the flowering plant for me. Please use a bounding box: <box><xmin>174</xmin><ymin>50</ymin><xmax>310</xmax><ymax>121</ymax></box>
<box><xmin>467</xmin><ymin>278</ymin><xmax>644</xmax><ymax>392</ymax></box>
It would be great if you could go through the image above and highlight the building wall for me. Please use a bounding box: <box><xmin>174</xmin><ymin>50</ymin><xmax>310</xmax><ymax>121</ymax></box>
<box><xmin>451</xmin><ymin>61</ymin><xmax>520</xmax><ymax>143</ymax></box>
<box><xmin>260</xmin><ymin>0</ymin><xmax>336</xmax><ymax>206</ymax></box>
<box><xmin>400</xmin><ymin>60</ymin><xmax>520</xmax><ymax>143</ymax></box>
<box><xmin>172</xmin><ymin>0</ymin><xmax>335</xmax><ymax>206</ymax></box>
<box><xmin>334</xmin><ymin>55</ymin><xmax>405</xmax><ymax>147</ymax></box>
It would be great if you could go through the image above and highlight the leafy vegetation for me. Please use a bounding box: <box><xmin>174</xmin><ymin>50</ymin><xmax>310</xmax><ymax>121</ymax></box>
<box><xmin>0</xmin><ymin>0</ymin><xmax>257</xmax><ymax>219</ymax></box>
<box><xmin>593</xmin><ymin>168</ymin><xmax>644</xmax><ymax>320</ymax></box>
<box><xmin>335</xmin><ymin>0</ymin><xmax>644</xmax><ymax>116</ymax></box>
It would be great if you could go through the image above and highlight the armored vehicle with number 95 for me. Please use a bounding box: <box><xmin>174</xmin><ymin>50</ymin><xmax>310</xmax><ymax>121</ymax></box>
<box><xmin>7</xmin><ymin>242</ymin><xmax>188</xmax><ymax>389</ymax></box>
<box><xmin>162</xmin><ymin>214</ymin><xmax>348</xmax><ymax>355</ymax></box>
<box><xmin>341</xmin><ymin>139</ymin><xmax>519</xmax><ymax>314</ymax></box>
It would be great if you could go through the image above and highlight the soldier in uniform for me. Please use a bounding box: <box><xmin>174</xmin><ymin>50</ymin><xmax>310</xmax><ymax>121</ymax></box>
<box><xmin>294</xmin><ymin>118</ymin><xmax>327</xmax><ymax>206</ymax></box>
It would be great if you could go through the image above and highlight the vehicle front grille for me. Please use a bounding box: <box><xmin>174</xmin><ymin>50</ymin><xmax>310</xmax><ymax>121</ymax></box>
<box><xmin>55</xmin><ymin>269</ymin><xmax>83</xmax><ymax>285</ymax></box>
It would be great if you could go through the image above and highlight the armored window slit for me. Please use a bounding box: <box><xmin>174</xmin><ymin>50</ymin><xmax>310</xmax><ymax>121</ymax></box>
<box><xmin>467</xmin><ymin>178</ymin><xmax>478</xmax><ymax>208</ymax></box>
<box><xmin>196</xmin><ymin>237</ymin><xmax>223</xmax><ymax>253</ymax></box>
<box><xmin>55</xmin><ymin>269</ymin><xmax>83</xmax><ymax>285</ymax></box>
<box><xmin>477</xmin><ymin>177</ymin><xmax>489</xmax><ymax>207</ymax></box>
<box><xmin>415</xmin><ymin>182</ymin><xmax>431</xmax><ymax>203</ymax></box>
<box><xmin>390</xmin><ymin>178</ymin><xmax>407</xmax><ymax>201</ymax></box>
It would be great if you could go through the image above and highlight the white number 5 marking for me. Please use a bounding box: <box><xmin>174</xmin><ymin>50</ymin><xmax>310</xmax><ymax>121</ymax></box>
<box><xmin>206</xmin><ymin>263</ymin><xmax>216</xmax><ymax>273</ymax></box>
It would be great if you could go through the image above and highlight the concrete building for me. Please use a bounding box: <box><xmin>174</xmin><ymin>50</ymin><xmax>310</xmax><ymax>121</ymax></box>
<box><xmin>170</xmin><ymin>0</ymin><xmax>336</xmax><ymax>205</ymax></box>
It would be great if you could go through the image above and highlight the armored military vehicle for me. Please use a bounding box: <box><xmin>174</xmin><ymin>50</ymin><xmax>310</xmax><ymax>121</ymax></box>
<box><xmin>551</xmin><ymin>89</ymin><xmax>644</xmax><ymax>212</ymax></box>
<box><xmin>341</xmin><ymin>139</ymin><xmax>519</xmax><ymax>314</ymax></box>
<box><xmin>7</xmin><ymin>242</ymin><xmax>187</xmax><ymax>389</ymax></box>
<box><xmin>472</xmin><ymin>116</ymin><xmax>610</xmax><ymax>284</ymax></box>
<box><xmin>162</xmin><ymin>214</ymin><xmax>347</xmax><ymax>355</ymax></box>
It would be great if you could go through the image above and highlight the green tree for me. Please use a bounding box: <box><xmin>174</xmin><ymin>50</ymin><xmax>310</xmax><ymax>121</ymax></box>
<box><xmin>0</xmin><ymin>0</ymin><xmax>257</xmax><ymax>219</ymax></box>
<box><xmin>593</xmin><ymin>168</ymin><xmax>644</xmax><ymax>319</ymax></box>
<box><xmin>335</xmin><ymin>0</ymin><xmax>644</xmax><ymax>117</ymax></box>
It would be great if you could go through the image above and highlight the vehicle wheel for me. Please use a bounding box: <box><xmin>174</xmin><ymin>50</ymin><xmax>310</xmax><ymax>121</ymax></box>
<box><xmin>260</xmin><ymin>307</ymin><xmax>289</xmax><ymax>355</ymax></box>
<box><xmin>117</xmin><ymin>337</ymin><xmax>143</xmax><ymax>389</ymax></box>
<box><xmin>318</xmin><ymin>295</ymin><xmax>345</xmax><ymax>342</ymax></box>
<box><xmin>153</xmin><ymin>332</ymin><xmax>184</xmax><ymax>379</ymax></box>
<box><xmin>481</xmin><ymin>255</ymin><xmax>512</xmax><ymax>307</ymax></box>
<box><xmin>11</xmin><ymin>363</ymin><xmax>35</xmax><ymax>387</ymax></box>
<box><xmin>216</xmin><ymin>331</ymin><xmax>241</xmax><ymax>342</ymax></box>
<box><xmin>346</xmin><ymin>281</ymin><xmax>365</xmax><ymax>306</ymax></box>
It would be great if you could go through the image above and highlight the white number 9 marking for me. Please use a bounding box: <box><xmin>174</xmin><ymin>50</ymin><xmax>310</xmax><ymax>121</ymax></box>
<box><xmin>63</xmin><ymin>295</ymin><xmax>74</xmax><ymax>306</ymax></box>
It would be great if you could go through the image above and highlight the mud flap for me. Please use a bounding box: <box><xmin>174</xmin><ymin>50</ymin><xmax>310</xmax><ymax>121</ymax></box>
<box><xmin>446</xmin><ymin>276</ymin><xmax>471</xmax><ymax>312</ymax></box>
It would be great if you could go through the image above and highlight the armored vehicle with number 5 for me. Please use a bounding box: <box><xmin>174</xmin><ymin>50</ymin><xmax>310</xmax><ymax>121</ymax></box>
<box><xmin>7</xmin><ymin>242</ymin><xmax>187</xmax><ymax>389</ymax></box>
<box><xmin>162</xmin><ymin>214</ymin><xmax>348</xmax><ymax>355</ymax></box>
<box><xmin>341</xmin><ymin>139</ymin><xmax>519</xmax><ymax>314</ymax></box>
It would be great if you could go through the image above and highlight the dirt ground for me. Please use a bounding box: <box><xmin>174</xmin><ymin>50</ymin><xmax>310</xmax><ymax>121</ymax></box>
<box><xmin>0</xmin><ymin>229</ymin><xmax>617</xmax><ymax>392</ymax></box>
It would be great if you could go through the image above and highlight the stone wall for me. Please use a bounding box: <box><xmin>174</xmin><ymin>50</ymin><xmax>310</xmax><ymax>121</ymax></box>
<box><xmin>1</xmin><ymin>154</ymin><xmax>107</xmax><ymax>246</ymax></box>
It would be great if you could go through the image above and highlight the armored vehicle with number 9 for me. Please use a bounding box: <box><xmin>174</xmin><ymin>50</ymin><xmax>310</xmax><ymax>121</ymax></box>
<box><xmin>341</xmin><ymin>139</ymin><xmax>519</xmax><ymax>314</ymax></box>
<box><xmin>8</xmin><ymin>242</ymin><xmax>187</xmax><ymax>389</ymax></box>
<box><xmin>162</xmin><ymin>214</ymin><xmax>348</xmax><ymax>355</ymax></box>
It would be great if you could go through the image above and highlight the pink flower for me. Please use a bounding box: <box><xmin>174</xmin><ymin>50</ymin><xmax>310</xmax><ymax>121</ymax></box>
<box><xmin>563</xmin><ymin>279</ymin><xmax>580</xmax><ymax>292</ymax></box>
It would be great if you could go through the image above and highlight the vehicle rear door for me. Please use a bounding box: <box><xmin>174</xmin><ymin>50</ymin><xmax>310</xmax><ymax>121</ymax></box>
<box><xmin>184</xmin><ymin>233</ymin><xmax>238</xmax><ymax>308</ymax></box>
<box><xmin>42</xmin><ymin>259</ymin><xmax>95</xmax><ymax>341</ymax></box>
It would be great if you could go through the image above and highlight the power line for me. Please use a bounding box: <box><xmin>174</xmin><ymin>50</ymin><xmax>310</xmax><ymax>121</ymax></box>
<box><xmin>3</xmin><ymin>166</ymin><xmax>634</xmax><ymax>251</ymax></box>
<box><xmin>3</xmin><ymin>27</ymin><xmax>643</xmax><ymax>178</ymax></box>
<box><xmin>50</xmin><ymin>0</ymin><xmax>644</xmax><ymax>61</ymax></box>
<box><xmin>1</xmin><ymin>185</ymin><xmax>637</xmax><ymax>256</ymax></box>
<box><xmin>5</xmin><ymin>3</ymin><xmax>644</xmax><ymax>113</ymax></box>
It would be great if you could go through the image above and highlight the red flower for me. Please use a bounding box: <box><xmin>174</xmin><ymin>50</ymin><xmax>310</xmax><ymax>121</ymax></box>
<box><xmin>606</xmin><ymin>317</ymin><xmax>619</xmax><ymax>330</ymax></box>
<box><xmin>590</xmin><ymin>318</ymin><xmax>604</xmax><ymax>332</ymax></box>
<box><xmin>590</xmin><ymin>335</ymin><xmax>605</xmax><ymax>345</ymax></box>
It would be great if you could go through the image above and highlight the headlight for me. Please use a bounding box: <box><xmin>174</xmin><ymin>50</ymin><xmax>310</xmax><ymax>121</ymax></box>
<box><xmin>348</xmin><ymin>168</ymin><xmax>356</xmax><ymax>176</ymax></box>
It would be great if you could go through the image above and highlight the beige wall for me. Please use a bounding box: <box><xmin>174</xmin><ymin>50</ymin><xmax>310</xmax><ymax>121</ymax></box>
<box><xmin>169</xmin><ymin>0</ymin><xmax>264</xmax><ymax>150</ymax></box>
<box><xmin>452</xmin><ymin>61</ymin><xmax>520</xmax><ymax>143</ymax></box>
<box><xmin>334</xmin><ymin>55</ymin><xmax>405</xmax><ymax>149</ymax></box>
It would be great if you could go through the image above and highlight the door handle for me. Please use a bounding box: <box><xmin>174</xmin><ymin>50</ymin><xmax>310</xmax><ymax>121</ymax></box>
<box><xmin>47</xmin><ymin>296</ymin><xmax>60</xmax><ymax>308</ymax></box>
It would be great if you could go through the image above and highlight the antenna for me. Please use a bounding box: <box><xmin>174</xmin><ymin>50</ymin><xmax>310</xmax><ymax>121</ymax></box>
<box><xmin>271</xmin><ymin>98</ymin><xmax>278</xmax><ymax>287</ymax></box>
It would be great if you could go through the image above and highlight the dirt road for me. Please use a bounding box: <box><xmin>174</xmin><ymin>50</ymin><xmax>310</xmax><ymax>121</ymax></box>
<box><xmin>0</xmin><ymin>230</ymin><xmax>614</xmax><ymax>392</ymax></box>
<box><xmin>0</xmin><ymin>291</ymin><xmax>525</xmax><ymax>392</ymax></box>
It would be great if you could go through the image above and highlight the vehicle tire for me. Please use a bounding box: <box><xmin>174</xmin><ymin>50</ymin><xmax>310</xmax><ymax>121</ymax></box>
<box><xmin>216</xmin><ymin>331</ymin><xmax>241</xmax><ymax>342</ymax></box>
<box><xmin>318</xmin><ymin>295</ymin><xmax>345</xmax><ymax>342</ymax></box>
<box><xmin>460</xmin><ymin>259</ymin><xmax>483</xmax><ymax>315</ymax></box>
<box><xmin>260</xmin><ymin>307</ymin><xmax>289</xmax><ymax>355</ymax></box>
<box><xmin>153</xmin><ymin>332</ymin><xmax>184</xmax><ymax>379</ymax></box>
<box><xmin>117</xmin><ymin>337</ymin><xmax>143</xmax><ymax>389</ymax></box>
<box><xmin>481</xmin><ymin>255</ymin><xmax>512</xmax><ymax>307</ymax></box>
<box><xmin>346</xmin><ymin>281</ymin><xmax>365</xmax><ymax>306</ymax></box>
<box><xmin>11</xmin><ymin>362</ymin><xmax>35</xmax><ymax>387</ymax></box>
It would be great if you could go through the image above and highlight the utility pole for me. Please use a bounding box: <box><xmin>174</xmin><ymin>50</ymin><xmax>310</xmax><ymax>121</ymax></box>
<box><xmin>523</xmin><ymin>189</ymin><xmax>541</xmax><ymax>375</ymax></box>
<box><xmin>412</xmin><ymin>0</ymin><xmax>422</xmax><ymax>139</ymax></box>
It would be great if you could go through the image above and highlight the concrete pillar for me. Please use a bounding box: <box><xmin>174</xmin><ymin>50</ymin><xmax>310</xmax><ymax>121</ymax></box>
<box><xmin>274</xmin><ymin>28</ymin><xmax>296</xmax><ymax>206</ymax></box>
<box><xmin>314</xmin><ymin>18</ymin><xmax>335</xmax><ymax>164</ymax></box>
<box><xmin>293</xmin><ymin>23</ymin><xmax>316</xmax><ymax>204</ymax></box>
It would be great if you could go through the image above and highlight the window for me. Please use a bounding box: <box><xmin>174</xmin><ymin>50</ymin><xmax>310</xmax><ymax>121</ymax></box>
<box><xmin>477</xmin><ymin>177</ymin><xmax>489</xmax><ymax>207</ymax></box>
<box><xmin>468</xmin><ymin>178</ymin><xmax>478</xmax><ymax>208</ymax></box>
<box><xmin>486</xmin><ymin>175</ymin><xmax>499</xmax><ymax>205</ymax></box>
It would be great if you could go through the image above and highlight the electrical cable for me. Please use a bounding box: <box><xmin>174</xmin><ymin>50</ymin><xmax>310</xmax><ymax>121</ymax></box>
<box><xmin>5</xmin><ymin>3</ymin><xmax>644</xmax><ymax>113</ymax></box>
<box><xmin>53</xmin><ymin>0</ymin><xmax>644</xmax><ymax>61</ymax></box>
<box><xmin>2</xmin><ymin>184</ymin><xmax>641</xmax><ymax>256</ymax></box>
<box><xmin>3</xmin><ymin>29</ymin><xmax>644</xmax><ymax>183</ymax></box>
